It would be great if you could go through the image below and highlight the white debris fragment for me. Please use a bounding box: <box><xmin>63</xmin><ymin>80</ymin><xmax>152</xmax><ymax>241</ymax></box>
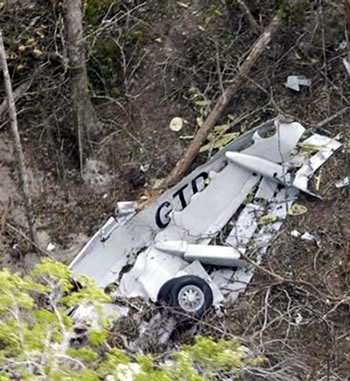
<box><xmin>335</xmin><ymin>176</ymin><xmax>349</xmax><ymax>188</ymax></box>
<box><xmin>301</xmin><ymin>232</ymin><xmax>320</xmax><ymax>245</ymax></box>
<box><xmin>291</xmin><ymin>230</ymin><xmax>319</xmax><ymax>245</ymax></box>
<box><xmin>338</xmin><ymin>40</ymin><xmax>347</xmax><ymax>50</ymax></box>
<box><xmin>285</xmin><ymin>75</ymin><xmax>311</xmax><ymax>91</ymax></box>
<box><xmin>300</xmin><ymin>232</ymin><xmax>314</xmax><ymax>241</ymax></box>
<box><xmin>140</xmin><ymin>163</ymin><xmax>150</xmax><ymax>173</ymax></box>
<box><xmin>46</xmin><ymin>242</ymin><xmax>55</xmax><ymax>252</ymax></box>
<box><xmin>343</xmin><ymin>57</ymin><xmax>350</xmax><ymax>78</ymax></box>
<box><xmin>116</xmin><ymin>201</ymin><xmax>137</xmax><ymax>216</ymax></box>
<box><xmin>293</xmin><ymin>134</ymin><xmax>342</xmax><ymax>194</ymax></box>
<box><xmin>295</xmin><ymin>313</ymin><xmax>303</xmax><ymax>325</ymax></box>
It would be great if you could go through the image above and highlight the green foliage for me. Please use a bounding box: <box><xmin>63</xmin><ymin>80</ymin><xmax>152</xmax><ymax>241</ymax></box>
<box><xmin>276</xmin><ymin>0</ymin><xmax>309</xmax><ymax>23</ymax></box>
<box><xmin>0</xmin><ymin>260</ymin><xmax>261</xmax><ymax>380</ymax></box>
<box><xmin>66</xmin><ymin>347</ymin><xmax>98</xmax><ymax>362</ymax></box>
<box><xmin>0</xmin><ymin>258</ymin><xmax>112</xmax><ymax>379</ymax></box>
<box><xmin>83</xmin><ymin>0</ymin><xmax>116</xmax><ymax>25</ymax></box>
<box><xmin>97</xmin><ymin>348</ymin><xmax>130</xmax><ymax>377</ymax></box>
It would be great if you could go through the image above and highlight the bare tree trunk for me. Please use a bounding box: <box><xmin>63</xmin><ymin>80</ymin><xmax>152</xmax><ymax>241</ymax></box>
<box><xmin>63</xmin><ymin>0</ymin><xmax>101</xmax><ymax>174</ymax></box>
<box><xmin>0</xmin><ymin>29</ymin><xmax>39</xmax><ymax>246</ymax></box>
<box><xmin>164</xmin><ymin>15</ymin><xmax>282</xmax><ymax>187</ymax></box>
<box><xmin>345</xmin><ymin>0</ymin><xmax>350</xmax><ymax>61</ymax></box>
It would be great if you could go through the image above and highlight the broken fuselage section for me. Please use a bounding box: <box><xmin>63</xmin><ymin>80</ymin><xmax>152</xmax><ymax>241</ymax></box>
<box><xmin>70</xmin><ymin>118</ymin><xmax>340</xmax><ymax>317</ymax></box>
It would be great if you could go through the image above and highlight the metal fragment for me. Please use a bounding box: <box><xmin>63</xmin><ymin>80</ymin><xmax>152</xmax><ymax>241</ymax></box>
<box><xmin>285</xmin><ymin>75</ymin><xmax>311</xmax><ymax>91</ymax></box>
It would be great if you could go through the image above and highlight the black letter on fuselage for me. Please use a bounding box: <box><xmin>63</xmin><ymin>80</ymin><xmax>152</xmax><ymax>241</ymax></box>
<box><xmin>155</xmin><ymin>201</ymin><xmax>172</xmax><ymax>228</ymax></box>
<box><xmin>191</xmin><ymin>172</ymin><xmax>209</xmax><ymax>194</ymax></box>
<box><xmin>172</xmin><ymin>184</ymin><xmax>189</xmax><ymax>210</ymax></box>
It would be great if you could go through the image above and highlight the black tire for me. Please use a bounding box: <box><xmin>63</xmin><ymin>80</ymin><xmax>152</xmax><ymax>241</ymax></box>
<box><xmin>157</xmin><ymin>278</ymin><xmax>177</xmax><ymax>305</ymax></box>
<box><xmin>158</xmin><ymin>275</ymin><xmax>213</xmax><ymax>318</ymax></box>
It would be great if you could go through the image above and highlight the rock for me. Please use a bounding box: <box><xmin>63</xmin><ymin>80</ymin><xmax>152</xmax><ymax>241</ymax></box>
<box><xmin>82</xmin><ymin>159</ymin><xmax>112</xmax><ymax>193</ymax></box>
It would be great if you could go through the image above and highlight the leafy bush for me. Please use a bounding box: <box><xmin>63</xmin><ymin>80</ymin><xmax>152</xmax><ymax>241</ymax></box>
<box><xmin>0</xmin><ymin>259</ymin><xmax>261</xmax><ymax>380</ymax></box>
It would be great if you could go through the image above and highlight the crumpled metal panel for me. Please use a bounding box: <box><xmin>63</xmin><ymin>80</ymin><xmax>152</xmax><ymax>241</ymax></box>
<box><xmin>211</xmin><ymin>133</ymin><xmax>341</xmax><ymax>300</ymax></box>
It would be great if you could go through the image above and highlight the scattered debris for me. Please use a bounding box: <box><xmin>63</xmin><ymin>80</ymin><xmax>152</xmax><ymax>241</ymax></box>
<box><xmin>290</xmin><ymin>230</ymin><xmax>320</xmax><ymax>246</ymax></box>
<box><xmin>285</xmin><ymin>75</ymin><xmax>311</xmax><ymax>91</ymax></box>
<box><xmin>335</xmin><ymin>176</ymin><xmax>349</xmax><ymax>188</ymax></box>
<box><xmin>169</xmin><ymin>117</ymin><xmax>184</xmax><ymax>132</ymax></box>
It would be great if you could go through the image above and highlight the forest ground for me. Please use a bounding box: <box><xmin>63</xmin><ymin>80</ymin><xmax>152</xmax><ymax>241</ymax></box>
<box><xmin>0</xmin><ymin>0</ymin><xmax>350</xmax><ymax>379</ymax></box>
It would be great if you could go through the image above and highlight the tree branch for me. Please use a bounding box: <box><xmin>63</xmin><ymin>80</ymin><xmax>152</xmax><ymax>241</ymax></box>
<box><xmin>164</xmin><ymin>15</ymin><xmax>283</xmax><ymax>188</ymax></box>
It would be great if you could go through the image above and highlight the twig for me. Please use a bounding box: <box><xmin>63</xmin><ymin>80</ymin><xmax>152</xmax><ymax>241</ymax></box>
<box><xmin>316</xmin><ymin>106</ymin><xmax>349</xmax><ymax>128</ymax></box>
<box><xmin>237</xmin><ymin>0</ymin><xmax>261</xmax><ymax>32</ymax></box>
<box><xmin>240</xmin><ymin>251</ymin><xmax>350</xmax><ymax>303</ymax></box>
<box><xmin>6</xmin><ymin>222</ymin><xmax>54</xmax><ymax>259</ymax></box>
<box><xmin>164</xmin><ymin>14</ymin><xmax>283</xmax><ymax>187</ymax></box>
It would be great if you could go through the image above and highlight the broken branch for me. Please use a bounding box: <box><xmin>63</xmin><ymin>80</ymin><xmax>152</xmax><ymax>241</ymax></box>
<box><xmin>239</xmin><ymin>251</ymin><xmax>350</xmax><ymax>303</ymax></box>
<box><xmin>237</xmin><ymin>0</ymin><xmax>261</xmax><ymax>32</ymax></box>
<box><xmin>164</xmin><ymin>15</ymin><xmax>283</xmax><ymax>187</ymax></box>
<box><xmin>0</xmin><ymin>80</ymin><xmax>30</xmax><ymax>122</ymax></box>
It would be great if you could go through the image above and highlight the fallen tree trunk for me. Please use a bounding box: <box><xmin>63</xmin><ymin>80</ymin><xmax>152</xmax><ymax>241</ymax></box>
<box><xmin>0</xmin><ymin>29</ymin><xmax>39</xmax><ymax>246</ymax></box>
<box><xmin>164</xmin><ymin>15</ymin><xmax>282</xmax><ymax>188</ymax></box>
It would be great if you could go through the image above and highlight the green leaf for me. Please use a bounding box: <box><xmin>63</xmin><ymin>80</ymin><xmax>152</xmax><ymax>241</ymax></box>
<box><xmin>258</xmin><ymin>214</ymin><xmax>278</xmax><ymax>225</ymax></box>
<box><xmin>177</xmin><ymin>1</ymin><xmax>189</xmax><ymax>8</ymax></box>
<box><xmin>288</xmin><ymin>203</ymin><xmax>308</xmax><ymax>216</ymax></box>
<box><xmin>199</xmin><ymin>132</ymin><xmax>239</xmax><ymax>153</ymax></box>
<box><xmin>194</xmin><ymin>100</ymin><xmax>212</xmax><ymax>107</ymax></box>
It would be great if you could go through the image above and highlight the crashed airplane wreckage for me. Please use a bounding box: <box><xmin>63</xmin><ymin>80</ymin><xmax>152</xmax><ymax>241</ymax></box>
<box><xmin>70</xmin><ymin>118</ymin><xmax>341</xmax><ymax>319</ymax></box>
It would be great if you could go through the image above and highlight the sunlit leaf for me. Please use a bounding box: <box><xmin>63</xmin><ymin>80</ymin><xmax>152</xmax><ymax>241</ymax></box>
<box><xmin>199</xmin><ymin>132</ymin><xmax>239</xmax><ymax>153</ymax></box>
<box><xmin>169</xmin><ymin>117</ymin><xmax>184</xmax><ymax>132</ymax></box>
<box><xmin>288</xmin><ymin>203</ymin><xmax>308</xmax><ymax>216</ymax></box>
<box><xmin>258</xmin><ymin>214</ymin><xmax>278</xmax><ymax>225</ymax></box>
<box><xmin>177</xmin><ymin>1</ymin><xmax>189</xmax><ymax>8</ymax></box>
<box><xmin>194</xmin><ymin>99</ymin><xmax>212</xmax><ymax>107</ymax></box>
<box><xmin>33</xmin><ymin>48</ymin><xmax>43</xmax><ymax>57</ymax></box>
